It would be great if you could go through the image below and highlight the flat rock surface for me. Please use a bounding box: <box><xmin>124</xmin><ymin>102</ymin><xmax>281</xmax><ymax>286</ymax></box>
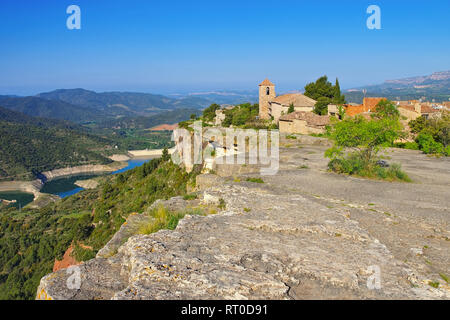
<box><xmin>37</xmin><ymin>136</ymin><xmax>450</xmax><ymax>300</ymax></box>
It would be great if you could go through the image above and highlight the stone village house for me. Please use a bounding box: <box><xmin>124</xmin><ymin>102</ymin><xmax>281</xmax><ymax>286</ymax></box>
<box><xmin>258</xmin><ymin>79</ymin><xmax>330</xmax><ymax>134</ymax></box>
<box><xmin>258</xmin><ymin>79</ymin><xmax>317</xmax><ymax>122</ymax></box>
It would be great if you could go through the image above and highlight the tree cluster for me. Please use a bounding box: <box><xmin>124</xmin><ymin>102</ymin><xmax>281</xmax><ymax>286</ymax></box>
<box><xmin>304</xmin><ymin>76</ymin><xmax>346</xmax><ymax>115</ymax></box>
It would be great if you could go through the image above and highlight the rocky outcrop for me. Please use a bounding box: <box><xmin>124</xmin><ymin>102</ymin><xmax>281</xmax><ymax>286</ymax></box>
<box><xmin>42</xmin><ymin>163</ymin><xmax>126</xmax><ymax>181</ymax></box>
<box><xmin>74</xmin><ymin>179</ymin><xmax>99</xmax><ymax>190</ymax></box>
<box><xmin>127</xmin><ymin>148</ymin><xmax>175</xmax><ymax>158</ymax></box>
<box><xmin>96</xmin><ymin>197</ymin><xmax>199</xmax><ymax>259</ymax></box>
<box><xmin>36</xmin><ymin>135</ymin><xmax>450</xmax><ymax>300</ymax></box>
<box><xmin>36</xmin><ymin>174</ymin><xmax>449</xmax><ymax>300</ymax></box>
<box><xmin>0</xmin><ymin>179</ymin><xmax>42</xmax><ymax>197</ymax></box>
<box><xmin>108</xmin><ymin>154</ymin><xmax>130</xmax><ymax>162</ymax></box>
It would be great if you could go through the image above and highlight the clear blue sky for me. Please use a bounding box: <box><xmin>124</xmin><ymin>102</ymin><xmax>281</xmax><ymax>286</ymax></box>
<box><xmin>0</xmin><ymin>0</ymin><xmax>449</xmax><ymax>95</ymax></box>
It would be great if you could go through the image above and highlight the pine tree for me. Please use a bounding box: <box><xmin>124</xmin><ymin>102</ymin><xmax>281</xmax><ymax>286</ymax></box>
<box><xmin>333</xmin><ymin>78</ymin><xmax>346</xmax><ymax>104</ymax></box>
<box><xmin>162</xmin><ymin>148</ymin><xmax>170</xmax><ymax>162</ymax></box>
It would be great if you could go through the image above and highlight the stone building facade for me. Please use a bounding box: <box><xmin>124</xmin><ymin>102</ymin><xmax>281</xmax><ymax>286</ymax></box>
<box><xmin>258</xmin><ymin>79</ymin><xmax>316</xmax><ymax>122</ymax></box>
<box><xmin>279</xmin><ymin>111</ymin><xmax>330</xmax><ymax>134</ymax></box>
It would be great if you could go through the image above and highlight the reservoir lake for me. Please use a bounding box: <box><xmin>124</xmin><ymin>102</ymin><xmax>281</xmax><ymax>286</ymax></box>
<box><xmin>0</xmin><ymin>158</ymin><xmax>154</xmax><ymax>208</ymax></box>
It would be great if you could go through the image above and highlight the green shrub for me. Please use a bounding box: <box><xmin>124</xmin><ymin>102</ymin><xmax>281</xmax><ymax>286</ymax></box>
<box><xmin>445</xmin><ymin>145</ymin><xmax>450</xmax><ymax>157</ymax></box>
<box><xmin>246</xmin><ymin>177</ymin><xmax>264</xmax><ymax>183</ymax></box>
<box><xmin>138</xmin><ymin>206</ymin><xmax>205</xmax><ymax>235</ymax></box>
<box><xmin>73</xmin><ymin>244</ymin><xmax>96</xmax><ymax>261</ymax></box>
<box><xmin>394</xmin><ymin>141</ymin><xmax>419</xmax><ymax>150</ymax></box>
<box><xmin>409</xmin><ymin>112</ymin><xmax>449</xmax><ymax>156</ymax></box>
<box><xmin>183</xmin><ymin>193</ymin><xmax>198</xmax><ymax>200</ymax></box>
<box><xmin>327</xmin><ymin>152</ymin><xmax>410</xmax><ymax>182</ymax></box>
<box><xmin>428</xmin><ymin>281</ymin><xmax>440</xmax><ymax>289</ymax></box>
<box><xmin>203</xmin><ymin>104</ymin><xmax>221</xmax><ymax>122</ymax></box>
<box><xmin>218</xmin><ymin>198</ymin><xmax>226</xmax><ymax>210</ymax></box>
<box><xmin>287</xmin><ymin>104</ymin><xmax>295</xmax><ymax>114</ymax></box>
<box><xmin>416</xmin><ymin>133</ymin><xmax>444</xmax><ymax>155</ymax></box>
<box><xmin>325</xmin><ymin>112</ymin><xmax>411</xmax><ymax>182</ymax></box>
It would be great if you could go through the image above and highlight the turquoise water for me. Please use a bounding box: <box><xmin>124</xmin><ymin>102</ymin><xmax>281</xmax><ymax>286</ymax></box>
<box><xmin>40</xmin><ymin>174</ymin><xmax>99</xmax><ymax>197</ymax></box>
<box><xmin>111</xmin><ymin>159</ymin><xmax>153</xmax><ymax>175</ymax></box>
<box><xmin>0</xmin><ymin>191</ymin><xmax>35</xmax><ymax>209</ymax></box>
<box><xmin>42</xmin><ymin>158</ymin><xmax>154</xmax><ymax>199</ymax></box>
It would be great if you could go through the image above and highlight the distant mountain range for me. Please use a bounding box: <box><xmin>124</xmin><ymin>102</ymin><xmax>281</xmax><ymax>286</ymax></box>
<box><xmin>37</xmin><ymin>89</ymin><xmax>211</xmax><ymax>115</ymax></box>
<box><xmin>169</xmin><ymin>90</ymin><xmax>258</xmax><ymax>105</ymax></box>
<box><xmin>345</xmin><ymin>71</ymin><xmax>450</xmax><ymax>103</ymax></box>
<box><xmin>0</xmin><ymin>89</ymin><xmax>213</xmax><ymax>123</ymax></box>
<box><xmin>1</xmin><ymin>71</ymin><xmax>447</xmax><ymax>124</ymax></box>
<box><xmin>0</xmin><ymin>95</ymin><xmax>101</xmax><ymax>123</ymax></box>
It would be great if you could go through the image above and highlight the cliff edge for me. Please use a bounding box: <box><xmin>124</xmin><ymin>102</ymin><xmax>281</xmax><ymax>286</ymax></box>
<box><xmin>36</xmin><ymin>137</ymin><xmax>450</xmax><ymax>300</ymax></box>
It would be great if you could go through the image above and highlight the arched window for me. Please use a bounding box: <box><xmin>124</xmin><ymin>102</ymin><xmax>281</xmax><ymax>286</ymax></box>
<box><xmin>266</xmin><ymin>87</ymin><xmax>270</xmax><ymax>95</ymax></box>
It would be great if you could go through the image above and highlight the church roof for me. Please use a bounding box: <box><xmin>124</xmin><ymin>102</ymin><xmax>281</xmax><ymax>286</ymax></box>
<box><xmin>271</xmin><ymin>93</ymin><xmax>316</xmax><ymax>107</ymax></box>
<box><xmin>259</xmin><ymin>79</ymin><xmax>275</xmax><ymax>86</ymax></box>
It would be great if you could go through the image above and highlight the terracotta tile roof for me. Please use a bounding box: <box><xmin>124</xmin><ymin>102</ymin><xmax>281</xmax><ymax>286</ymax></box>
<box><xmin>259</xmin><ymin>79</ymin><xmax>275</xmax><ymax>86</ymax></box>
<box><xmin>344</xmin><ymin>104</ymin><xmax>367</xmax><ymax>116</ymax></box>
<box><xmin>420</xmin><ymin>105</ymin><xmax>440</xmax><ymax>113</ymax></box>
<box><xmin>363</xmin><ymin>97</ymin><xmax>387</xmax><ymax>111</ymax></box>
<box><xmin>271</xmin><ymin>93</ymin><xmax>316</xmax><ymax>107</ymax></box>
<box><xmin>397</xmin><ymin>105</ymin><xmax>416</xmax><ymax>112</ymax></box>
<box><xmin>279</xmin><ymin>111</ymin><xmax>330</xmax><ymax>126</ymax></box>
<box><xmin>398</xmin><ymin>104</ymin><xmax>439</xmax><ymax>114</ymax></box>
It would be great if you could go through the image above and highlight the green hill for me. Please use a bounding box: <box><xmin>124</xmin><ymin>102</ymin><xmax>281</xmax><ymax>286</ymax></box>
<box><xmin>345</xmin><ymin>71</ymin><xmax>450</xmax><ymax>103</ymax></box>
<box><xmin>0</xmin><ymin>96</ymin><xmax>102</xmax><ymax>123</ymax></box>
<box><xmin>0</xmin><ymin>107</ymin><xmax>114</xmax><ymax>181</ymax></box>
<box><xmin>95</xmin><ymin>108</ymin><xmax>201</xmax><ymax>129</ymax></box>
<box><xmin>0</xmin><ymin>89</ymin><xmax>211</xmax><ymax>124</ymax></box>
<box><xmin>37</xmin><ymin>89</ymin><xmax>210</xmax><ymax>114</ymax></box>
<box><xmin>0</xmin><ymin>157</ymin><xmax>200</xmax><ymax>299</ymax></box>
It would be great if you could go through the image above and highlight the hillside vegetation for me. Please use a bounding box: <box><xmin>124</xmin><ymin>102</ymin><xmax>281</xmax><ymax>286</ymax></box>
<box><xmin>0</xmin><ymin>96</ymin><xmax>101</xmax><ymax>123</ymax></box>
<box><xmin>37</xmin><ymin>89</ymin><xmax>210</xmax><ymax>118</ymax></box>
<box><xmin>0</xmin><ymin>107</ymin><xmax>115</xmax><ymax>181</ymax></box>
<box><xmin>0</xmin><ymin>156</ymin><xmax>200</xmax><ymax>299</ymax></box>
<box><xmin>95</xmin><ymin>108</ymin><xmax>201</xmax><ymax>130</ymax></box>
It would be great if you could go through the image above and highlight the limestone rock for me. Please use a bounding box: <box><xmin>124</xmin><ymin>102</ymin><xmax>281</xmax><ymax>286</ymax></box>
<box><xmin>37</xmin><ymin>182</ymin><xmax>447</xmax><ymax>300</ymax></box>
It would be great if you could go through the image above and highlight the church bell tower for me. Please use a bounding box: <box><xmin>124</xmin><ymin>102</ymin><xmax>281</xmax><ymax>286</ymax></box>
<box><xmin>258</xmin><ymin>79</ymin><xmax>275</xmax><ymax>120</ymax></box>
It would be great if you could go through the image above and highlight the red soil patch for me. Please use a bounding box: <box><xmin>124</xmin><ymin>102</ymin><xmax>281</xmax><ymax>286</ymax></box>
<box><xmin>149</xmin><ymin>123</ymin><xmax>179</xmax><ymax>131</ymax></box>
<box><xmin>53</xmin><ymin>245</ymin><xmax>81</xmax><ymax>272</ymax></box>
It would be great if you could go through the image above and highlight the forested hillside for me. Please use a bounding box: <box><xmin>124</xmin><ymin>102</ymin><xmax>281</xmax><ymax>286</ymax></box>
<box><xmin>37</xmin><ymin>89</ymin><xmax>210</xmax><ymax>115</ymax></box>
<box><xmin>0</xmin><ymin>107</ymin><xmax>114</xmax><ymax>181</ymax></box>
<box><xmin>0</xmin><ymin>157</ymin><xmax>199</xmax><ymax>299</ymax></box>
<box><xmin>95</xmin><ymin>108</ymin><xmax>201</xmax><ymax>129</ymax></box>
<box><xmin>0</xmin><ymin>96</ymin><xmax>101</xmax><ymax>123</ymax></box>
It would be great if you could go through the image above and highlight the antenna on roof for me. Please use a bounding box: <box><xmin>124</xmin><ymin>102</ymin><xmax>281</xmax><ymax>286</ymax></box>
<box><xmin>363</xmin><ymin>89</ymin><xmax>367</xmax><ymax>99</ymax></box>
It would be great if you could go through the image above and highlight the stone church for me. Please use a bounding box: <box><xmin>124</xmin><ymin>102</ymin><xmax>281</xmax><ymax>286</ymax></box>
<box><xmin>258</xmin><ymin>79</ymin><xmax>316</xmax><ymax>122</ymax></box>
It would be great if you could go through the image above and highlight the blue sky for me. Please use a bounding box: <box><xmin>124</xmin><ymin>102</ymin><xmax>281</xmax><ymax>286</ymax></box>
<box><xmin>0</xmin><ymin>0</ymin><xmax>449</xmax><ymax>95</ymax></box>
